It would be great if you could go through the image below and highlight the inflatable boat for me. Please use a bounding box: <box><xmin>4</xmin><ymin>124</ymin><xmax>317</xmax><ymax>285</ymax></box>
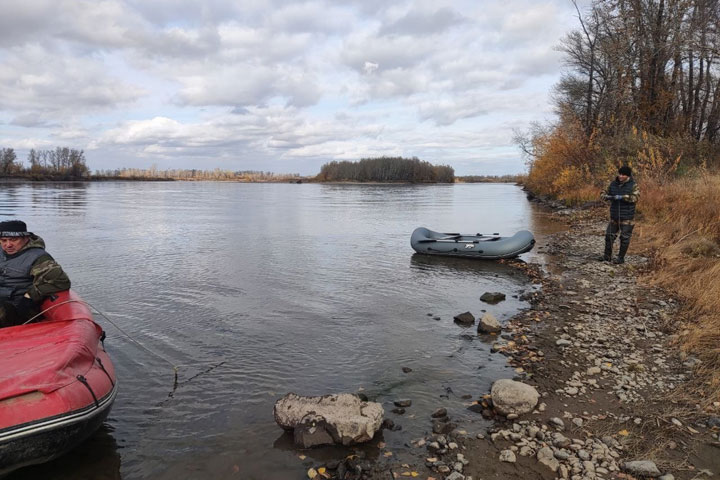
<box><xmin>411</xmin><ymin>227</ymin><xmax>535</xmax><ymax>259</ymax></box>
<box><xmin>0</xmin><ymin>290</ymin><xmax>117</xmax><ymax>476</ymax></box>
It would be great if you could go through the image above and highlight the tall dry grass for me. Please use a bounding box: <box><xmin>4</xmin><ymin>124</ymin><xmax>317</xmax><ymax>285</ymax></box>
<box><xmin>524</xmin><ymin>121</ymin><xmax>720</xmax><ymax>402</ymax></box>
<box><xmin>636</xmin><ymin>174</ymin><xmax>720</xmax><ymax>404</ymax></box>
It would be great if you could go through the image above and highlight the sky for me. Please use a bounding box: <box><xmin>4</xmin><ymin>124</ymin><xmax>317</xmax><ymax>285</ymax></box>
<box><xmin>0</xmin><ymin>0</ymin><xmax>588</xmax><ymax>176</ymax></box>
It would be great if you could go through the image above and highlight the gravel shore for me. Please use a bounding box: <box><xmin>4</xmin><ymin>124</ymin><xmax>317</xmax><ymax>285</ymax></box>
<box><xmin>414</xmin><ymin>211</ymin><xmax>720</xmax><ymax>480</ymax></box>
<box><xmin>304</xmin><ymin>209</ymin><xmax>720</xmax><ymax>480</ymax></box>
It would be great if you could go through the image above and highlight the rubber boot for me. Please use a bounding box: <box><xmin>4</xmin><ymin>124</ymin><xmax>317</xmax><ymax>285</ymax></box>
<box><xmin>613</xmin><ymin>242</ymin><xmax>628</xmax><ymax>264</ymax></box>
<box><xmin>601</xmin><ymin>237</ymin><xmax>613</xmax><ymax>261</ymax></box>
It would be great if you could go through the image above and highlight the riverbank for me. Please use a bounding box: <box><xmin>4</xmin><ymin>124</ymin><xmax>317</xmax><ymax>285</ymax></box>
<box><xmin>302</xmin><ymin>206</ymin><xmax>719</xmax><ymax>480</ymax></box>
<box><xmin>404</xmin><ymin>208</ymin><xmax>720</xmax><ymax>480</ymax></box>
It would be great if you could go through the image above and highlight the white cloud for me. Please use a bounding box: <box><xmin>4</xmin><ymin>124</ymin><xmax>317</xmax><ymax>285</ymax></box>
<box><xmin>0</xmin><ymin>0</ymin><xmax>585</xmax><ymax>174</ymax></box>
<box><xmin>0</xmin><ymin>44</ymin><xmax>146</xmax><ymax>126</ymax></box>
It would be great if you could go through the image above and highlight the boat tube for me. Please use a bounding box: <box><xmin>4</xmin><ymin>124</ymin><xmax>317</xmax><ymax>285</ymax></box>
<box><xmin>411</xmin><ymin>227</ymin><xmax>535</xmax><ymax>259</ymax></box>
<box><xmin>0</xmin><ymin>290</ymin><xmax>117</xmax><ymax>476</ymax></box>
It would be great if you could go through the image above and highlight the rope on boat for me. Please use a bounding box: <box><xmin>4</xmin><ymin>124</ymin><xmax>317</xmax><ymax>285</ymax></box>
<box><xmin>21</xmin><ymin>299</ymin><xmax>225</xmax><ymax>397</ymax></box>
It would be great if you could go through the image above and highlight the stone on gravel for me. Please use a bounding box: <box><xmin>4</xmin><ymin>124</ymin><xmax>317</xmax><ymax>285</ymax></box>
<box><xmin>537</xmin><ymin>446</ymin><xmax>560</xmax><ymax>472</ymax></box>
<box><xmin>274</xmin><ymin>393</ymin><xmax>384</xmax><ymax>447</ymax></box>
<box><xmin>491</xmin><ymin>379</ymin><xmax>539</xmax><ymax>416</ymax></box>
<box><xmin>499</xmin><ymin>449</ymin><xmax>517</xmax><ymax>463</ymax></box>
<box><xmin>623</xmin><ymin>460</ymin><xmax>662</xmax><ymax>477</ymax></box>
<box><xmin>480</xmin><ymin>292</ymin><xmax>506</xmax><ymax>304</ymax></box>
<box><xmin>454</xmin><ymin>312</ymin><xmax>475</xmax><ymax>326</ymax></box>
<box><xmin>445</xmin><ymin>472</ymin><xmax>465</xmax><ymax>480</ymax></box>
<box><xmin>478</xmin><ymin>313</ymin><xmax>502</xmax><ymax>333</ymax></box>
<box><xmin>549</xmin><ymin>417</ymin><xmax>565</xmax><ymax>430</ymax></box>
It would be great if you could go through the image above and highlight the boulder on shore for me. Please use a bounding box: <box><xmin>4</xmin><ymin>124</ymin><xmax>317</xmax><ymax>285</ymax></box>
<box><xmin>478</xmin><ymin>313</ymin><xmax>501</xmax><ymax>333</ymax></box>
<box><xmin>274</xmin><ymin>393</ymin><xmax>384</xmax><ymax>447</ymax></box>
<box><xmin>490</xmin><ymin>379</ymin><xmax>539</xmax><ymax>416</ymax></box>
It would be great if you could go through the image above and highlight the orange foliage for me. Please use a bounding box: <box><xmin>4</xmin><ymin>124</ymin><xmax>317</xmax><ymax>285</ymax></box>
<box><xmin>525</xmin><ymin>122</ymin><xmax>599</xmax><ymax>205</ymax></box>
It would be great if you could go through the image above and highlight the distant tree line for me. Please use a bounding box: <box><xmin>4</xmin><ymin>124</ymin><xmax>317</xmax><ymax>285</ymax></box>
<box><xmin>1</xmin><ymin>147</ymin><xmax>90</xmax><ymax>179</ymax></box>
<box><xmin>317</xmin><ymin>157</ymin><xmax>455</xmax><ymax>183</ymax></box>
<box><xmin>455</xmin><ymin>174</ymin><xmax>525</xmax><ymax>183</ymax></box>
<box><xmin>93</xmin><ymin>167</ymin><xmax>302</xmax><ymax>182</ymax></box>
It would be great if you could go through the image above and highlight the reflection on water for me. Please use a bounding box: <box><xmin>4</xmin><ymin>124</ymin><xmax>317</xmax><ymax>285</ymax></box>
<box><xmin>1</xmin><ymin>182</ymin><xmax>564</xmax><ymax>479</ymax></box>
<box><xmin>410</xmin><ymin>252</ymin><xmax>529</xmax><ymax>276</ymax></box>
<box><xmin>0</xmin><ymin>182</ymin><xmax>88</xmax><ymax>216</ymax></box>
<box><xmin>14</xmin><ymin>426</ymin><xmax>121</xmax><ymax>480</ymax></box>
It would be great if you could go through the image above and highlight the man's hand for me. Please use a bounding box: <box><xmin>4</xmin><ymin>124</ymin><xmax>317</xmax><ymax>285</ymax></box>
<box><xmin>16</xmin><ymin>295</ymin><xmax>36</xmax><ymax>315</ymax></box>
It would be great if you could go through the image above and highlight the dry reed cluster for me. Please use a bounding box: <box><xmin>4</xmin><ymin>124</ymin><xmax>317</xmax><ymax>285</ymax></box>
<box><xmin>636</xmin><ymin>174</ymin><xmax>720</xmax><ymax>405</ymax></box>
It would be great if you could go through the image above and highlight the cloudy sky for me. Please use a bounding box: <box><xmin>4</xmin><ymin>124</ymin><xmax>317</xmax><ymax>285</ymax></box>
<box><xmin>0</xmin><ymin>0</ymin><xmax>587</xmax><ymax>175</ymax></box>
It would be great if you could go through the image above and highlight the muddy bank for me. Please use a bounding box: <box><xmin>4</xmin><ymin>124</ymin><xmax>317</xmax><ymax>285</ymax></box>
<box><xmin>301</xmin><ymin>208</ymin><xmax>720</xmax><ymax>480</ymax></box>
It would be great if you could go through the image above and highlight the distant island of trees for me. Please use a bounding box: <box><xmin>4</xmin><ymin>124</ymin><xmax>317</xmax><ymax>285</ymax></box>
<box><xmin>2</xmin><ymin>148</ymin><xmax>516</xmax><ymax>184</ymax></box>
<box><xmin>316</xmin><ymin>156</ymin><xmax>454</xmax><ymax>183</ymax></box>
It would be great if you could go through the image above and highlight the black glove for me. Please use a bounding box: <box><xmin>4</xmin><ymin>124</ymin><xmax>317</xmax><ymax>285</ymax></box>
<box><xmin>13</xmin><ymin>296</ymin><xmax>38</xmax><ymax>318</ymax></box>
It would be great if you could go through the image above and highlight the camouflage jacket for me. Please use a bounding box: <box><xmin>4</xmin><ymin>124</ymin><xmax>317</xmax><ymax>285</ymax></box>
<box><xmin>603</xmin><ymin>177</ymin><xmax>640</xmax><ymax>220</ymax></box>
<box><xmin>0</xmin><ymin>235</ymin><xmax>71</xmax><ymax>303</ymax></box>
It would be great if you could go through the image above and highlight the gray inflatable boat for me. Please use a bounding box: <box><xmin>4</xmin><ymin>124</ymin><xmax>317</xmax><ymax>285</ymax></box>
<box><xmin>411</xmin><ymin>227</ymin><xmax>535</xmax><ymax>259</ymax></box>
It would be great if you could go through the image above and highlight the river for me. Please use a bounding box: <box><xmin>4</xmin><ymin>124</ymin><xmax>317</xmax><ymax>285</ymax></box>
<box><xmin>1</xmin><ymin>182</ymin><xmax>563</xmax><ymax>480</ymax></box>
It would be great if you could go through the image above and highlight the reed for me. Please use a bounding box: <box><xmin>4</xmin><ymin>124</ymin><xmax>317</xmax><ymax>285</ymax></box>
<box><xmin>635</xmin><ymin>174</ymin><xmax>720</xmax><ymax>403</ymax></box>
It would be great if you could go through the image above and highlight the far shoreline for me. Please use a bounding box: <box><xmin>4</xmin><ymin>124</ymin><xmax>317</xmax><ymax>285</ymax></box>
<box><xmin>1</xmin><ymin>177</ymin><xmax>520</xmax><ymax>185</ymax></box>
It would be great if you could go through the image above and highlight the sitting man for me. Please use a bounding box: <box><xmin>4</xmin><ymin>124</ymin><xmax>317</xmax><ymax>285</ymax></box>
<box><xmin>0</xmin><ymin>220</ymin><xmax>71</xmax><ymax>328</ymax></box>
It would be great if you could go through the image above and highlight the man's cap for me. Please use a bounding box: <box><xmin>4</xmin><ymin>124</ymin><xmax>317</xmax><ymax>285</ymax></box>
<box><xmin>0</xmin><ymin>220</ymin><xmax>33</xmax><ymax>237</ymax></box>
<box><xmin>618</xmin><ymin>165</ymin><xmax>632</xmax><ymax>176</ymax></box>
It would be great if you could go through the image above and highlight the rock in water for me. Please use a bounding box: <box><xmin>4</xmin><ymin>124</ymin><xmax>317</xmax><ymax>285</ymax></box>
<box><xmin>274</xmin><ymin>393</ymin><xmax>384</xmax><ymax>447</ymax></box>
<box><xmin>453</xmin><ymin>311</ymin><xmax>475</xmax><ymax>325</ymax></box>
<box><xmin>478</xmin><ymin>313</ymin><xmax>501</xmax><ymax>333</ymax></box>
<box><xmin>490</xmin><ymin>379</ymin><xmax>539</xmax><ymax>416</ymax></box>
<box><xmin>480</xmin><ymin>292</ymin><xmax>506</xmax><ymax>304</ymax></box>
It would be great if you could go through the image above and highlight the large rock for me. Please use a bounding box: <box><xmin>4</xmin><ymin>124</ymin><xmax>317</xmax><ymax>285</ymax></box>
<box><xmin>480</xmin><ymin>292</ymin><xmax>506</xmax><ymax>304</ymax></box>
<box><xmin>453</xmin><ymin>311</ymin><xmax>475</xmax><ymax>326</ymax></box>
<box><xmin>623</xmin><ymin>460</ymin><xmax>661</xmax><ymax>478</ymax></box>
<box><xmin>491</xmin><ymin>379</ymin><xmax>539</xmax><ymax>416</ymax></box>
<box><xmin>274</xmin><ymin>393</ymin><xmax>384</xmax><ymax>447</ymax></box>
<box><xmin>478</xmin><ymin>313</ymin><xmax>501</xmax><ymax>333</ymax></box>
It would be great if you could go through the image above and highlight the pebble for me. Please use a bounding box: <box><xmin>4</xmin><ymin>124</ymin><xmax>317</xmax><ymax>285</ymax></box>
<box><xmin>550</xmin><ymin>417</ymin><xmax>565</xmax><ymax>430</ymax></box>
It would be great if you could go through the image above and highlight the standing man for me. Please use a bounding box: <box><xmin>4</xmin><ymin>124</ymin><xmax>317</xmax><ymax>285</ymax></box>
<box><xmin>600</xmin><ymin>166</ymin><xmax>640</xmax><ymax>264</ymax></box>
<box><xmin>0</xmin><ymin>220</ymin><xmax>71</xmax><ymax>328</ymax></box>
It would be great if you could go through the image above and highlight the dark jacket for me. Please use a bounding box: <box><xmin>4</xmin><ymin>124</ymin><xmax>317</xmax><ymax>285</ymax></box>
<box><xmin>0</xmin><ymin>235</ymin><xmax>71</xmax><ymax>303</ymax></box>
<box><xmin>604</xmin><ymin>177</ymin><xmax>639</xmax><ymax>220</ymax></box>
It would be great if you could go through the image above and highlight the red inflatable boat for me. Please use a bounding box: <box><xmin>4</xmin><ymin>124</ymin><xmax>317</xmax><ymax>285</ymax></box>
<box><xmin>0</xmin><ymin>290</ymin><xmax>117</xmax><ymax>476</ymax></box>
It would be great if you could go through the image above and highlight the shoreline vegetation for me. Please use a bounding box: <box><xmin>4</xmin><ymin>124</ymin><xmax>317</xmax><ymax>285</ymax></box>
<box><xmin>1</xmin><ymin>150</ymin><xmax>523</xmax><ymax>184</ymax></box>
<box><xmin>514</xmin><ymin>0</ymin><xmax>720</xmax><ymax>407</ymax></box>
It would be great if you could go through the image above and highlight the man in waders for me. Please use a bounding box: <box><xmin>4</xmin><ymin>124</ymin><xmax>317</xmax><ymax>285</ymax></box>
<box><xmin>0</xmin><ymin>220</ymin><xmax>71</xmax><ymax>328</ymax></box>
<box><xmin>600</xmin><ymin>166</ymin><xmax>639</xmax><ymax>264</ymax></box>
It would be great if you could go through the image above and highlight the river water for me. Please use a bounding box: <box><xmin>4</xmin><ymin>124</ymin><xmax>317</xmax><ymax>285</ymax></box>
<box><xmin>1</xmin><ymin>182</ymin><xmax>562</xmax><ymax>480</ymax></box>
